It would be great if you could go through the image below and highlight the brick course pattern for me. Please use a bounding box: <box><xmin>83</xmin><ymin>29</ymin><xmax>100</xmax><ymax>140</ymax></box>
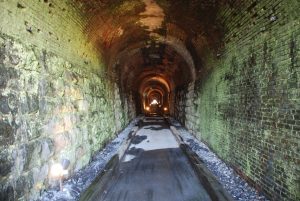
<box><xmin>180</xmin><ymin>0</ymin><xmax>300</xmax><ymax>200</ymax></box>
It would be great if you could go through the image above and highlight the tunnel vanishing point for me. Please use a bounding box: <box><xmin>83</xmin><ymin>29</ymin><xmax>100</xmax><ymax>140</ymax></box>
<box><xmin>0</xmin><ymin>0</ymin><xmax>299</xmax><ymax>201</ymax></box>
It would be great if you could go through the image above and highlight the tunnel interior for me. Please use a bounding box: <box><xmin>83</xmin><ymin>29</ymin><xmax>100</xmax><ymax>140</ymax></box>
<box><xmin>126</xmin><ymin>40</ymin><xmax>194</xmax><ymax>115</ymax></box>
<box><xmin>80</xmin><ymin>0</ymin><xmax>210</xmax><ymax>117</ymax></box>
<box><xmin>0</xmin><ymin>0</ymin><xmax>299</xmax><ymax>201</ymax></box>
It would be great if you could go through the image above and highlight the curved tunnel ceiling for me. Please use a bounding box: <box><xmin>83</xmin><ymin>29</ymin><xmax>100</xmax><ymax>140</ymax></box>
<box><xmin>76</xmin><ymin>0</ymin><xmax>223</xmax><ymax>97</ymax></box>
<box><xmin>139</xmin><ymin>76</ymin><xmax>171</xmax><ymax>94</ymax></box>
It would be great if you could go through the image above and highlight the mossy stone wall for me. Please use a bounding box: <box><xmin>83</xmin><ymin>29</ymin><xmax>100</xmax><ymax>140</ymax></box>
<box><xmin>0</xmin><ymin>1</ymin><xmax>133</xmax><ymax>200</ymax></box>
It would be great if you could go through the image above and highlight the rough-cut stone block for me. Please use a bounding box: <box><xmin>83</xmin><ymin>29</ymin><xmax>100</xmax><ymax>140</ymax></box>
<box><xmin>40</xmin><ymin>138</ymin><xmax>54</xmax><ymax>161</ymax></box>
<box><xmin>0</xmin><ymin>150</ymin><xmax>13</xmax><ymax>177</ymax></box>
<box><xmin>0</xmin><ymin>96</ymin><xmax>10</xmax><ymax>114</ymax></box>
<box><xmin>0</xmin><ymin>184</ymin><xmax>14</xmax><ymax>201</ymax></box>
<box><xmin>0</xmin><ymin>66</ymin><xmax>18</xmax><ymax>89</ymax></box>
<box><xmin>0</xmin><ymin>121</ymin><xmax>14</xmax><ymax>146</ymax></box>
<box><xmin>15</xmin><ymin>174</ymin><xmax>34</xmax><ymax>199</ymax></box>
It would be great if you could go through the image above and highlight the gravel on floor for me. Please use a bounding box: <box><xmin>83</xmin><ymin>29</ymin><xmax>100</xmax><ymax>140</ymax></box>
<box><xmin>39</xmin><ymin>116</ymin><xmax>269</xmax><ymax>201</ymax></box>
<box><xmin>168</xmin><ymin>117</ymin><xmax>269</xmax><ymax>201</ymax></box>
<box><xmin>38</xmin><ymin>118</ymin><xmax>140</xmax><ymax>201</ymax></box>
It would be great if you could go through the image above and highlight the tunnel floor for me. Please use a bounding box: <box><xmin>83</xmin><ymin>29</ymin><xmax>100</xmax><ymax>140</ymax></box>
<box><xmin>40</xmin><ymin>117</ymin><xmax>267</xmax><ymax>201</ymax></box>
<box><xmin>79</xmin><ymin>117</ymin><xmax>212</xmax><ymax>201</ymax></box>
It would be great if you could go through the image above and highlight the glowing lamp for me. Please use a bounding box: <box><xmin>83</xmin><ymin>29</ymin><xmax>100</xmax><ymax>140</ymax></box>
<box><xmin>145</xmin><ymin>106</ymin><xmax>150</xmax><ymax>111</ymax></box>
<box><xmin>50</xmin><ymin>163</ymin><xmax>64</xmax><ymax>178</ymax></box>
<box><xmin>50</xmin><ymin>159</ymin><xmax>70</xmax><ymax>191</ymax></box>
<box><xmin>163</xmin><ymin>107</ymin><xmax>168</xmax><ymax>111</ymax></box>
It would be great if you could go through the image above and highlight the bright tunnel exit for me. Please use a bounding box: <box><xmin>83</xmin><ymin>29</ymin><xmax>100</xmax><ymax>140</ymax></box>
<box><xmin>140</xmin><ymin>76</ymin><xmax>170</xmax><ymax>116</ymax></box>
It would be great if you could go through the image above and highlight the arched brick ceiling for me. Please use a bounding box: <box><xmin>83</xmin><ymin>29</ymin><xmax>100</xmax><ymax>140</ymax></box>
<box><xmin>139</xmin><ymin>76</ymin><xmax>171</xmax><ymax>97</ymax></box>
<box><xmin>75</xmin><ymin>0</ymin><xmax>224</xmax><ymax>92</ymax></box>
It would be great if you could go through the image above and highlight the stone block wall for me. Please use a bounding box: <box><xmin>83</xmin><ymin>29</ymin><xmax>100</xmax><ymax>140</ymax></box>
<box><xmin>0</xmin><ymin>1</ymin><xmax>133</xmax><ymax>200</ymax></box>
<box><xmin>180</xmin><ymin>0</ymin><xmax>300</xmax><ymax>200</ymax></box>
<box><xmin>0</xmin><ymin>32</ymin><xmax>129</xmax><ymax>201</ymax></box>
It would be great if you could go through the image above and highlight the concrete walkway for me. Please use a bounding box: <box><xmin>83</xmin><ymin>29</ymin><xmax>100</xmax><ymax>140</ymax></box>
<box><xmin>80</xmin><ymin>117</ymin><xmax>212</xmax><ymax>201</ymax></box>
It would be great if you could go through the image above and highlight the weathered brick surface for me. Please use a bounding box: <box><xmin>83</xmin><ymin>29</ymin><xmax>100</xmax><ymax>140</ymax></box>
<box><xmin>0</xmin><ymin>0</ymin><xmax>100</xmax><ymax>69</ymax></box>
<box><xmin>0</xmin><ymin>0</ymin><xmax>298</xmax><ymax>200</ymax></box>
<box><xmin>180</xmin><ymin>0</ymin><xmax>300</xmax><ymax>200</ymax></box>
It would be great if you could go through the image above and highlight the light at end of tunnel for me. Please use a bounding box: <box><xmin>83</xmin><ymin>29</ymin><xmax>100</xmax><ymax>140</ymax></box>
<box><xmin>150</xmin><ymin>99</ymin><xmax>159</xmax><ymax>105</ymax></box>
<box><xmin>164</xmin><ymin>107</ymin><xmax>168</xmax><ymax>111</ymax></box>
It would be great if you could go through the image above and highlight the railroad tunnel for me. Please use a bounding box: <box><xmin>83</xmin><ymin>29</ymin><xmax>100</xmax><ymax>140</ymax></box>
<box><xmin>0</xmin><ymin>0</ymin><xmax>299</xmax><ymax>201</ymax></box>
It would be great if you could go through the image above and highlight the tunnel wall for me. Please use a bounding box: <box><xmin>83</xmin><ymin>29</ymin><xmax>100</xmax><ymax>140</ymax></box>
<box><xmin>0</xmin><ymin>1</ymin><xmax>132</xmax><ymax>200</ymax></box>
<box><xmin>180</xmin><ymin>1</ymin><xmax>300</xmax><ymax>200</ymax></box>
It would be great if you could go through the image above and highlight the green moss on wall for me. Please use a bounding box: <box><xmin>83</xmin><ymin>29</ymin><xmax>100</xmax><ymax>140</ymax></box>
<box><xmin>0</xmin><ymin>0</ymin><xmax>101</xmax><ymax>71</ymax></box>
<box><xmin>182</xmin><ymin>1</ymin><xmax>300</xmax><ymax>200</ymax></box>
<box><xmin>0</xmin><ymin>1</ymin><xmax>134</xmax><ymax>200</ymax></box>
<box><xmin>0</xmin><ymin>33</ymin><xmax>130</xmax><ymax>200</ymax></box>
